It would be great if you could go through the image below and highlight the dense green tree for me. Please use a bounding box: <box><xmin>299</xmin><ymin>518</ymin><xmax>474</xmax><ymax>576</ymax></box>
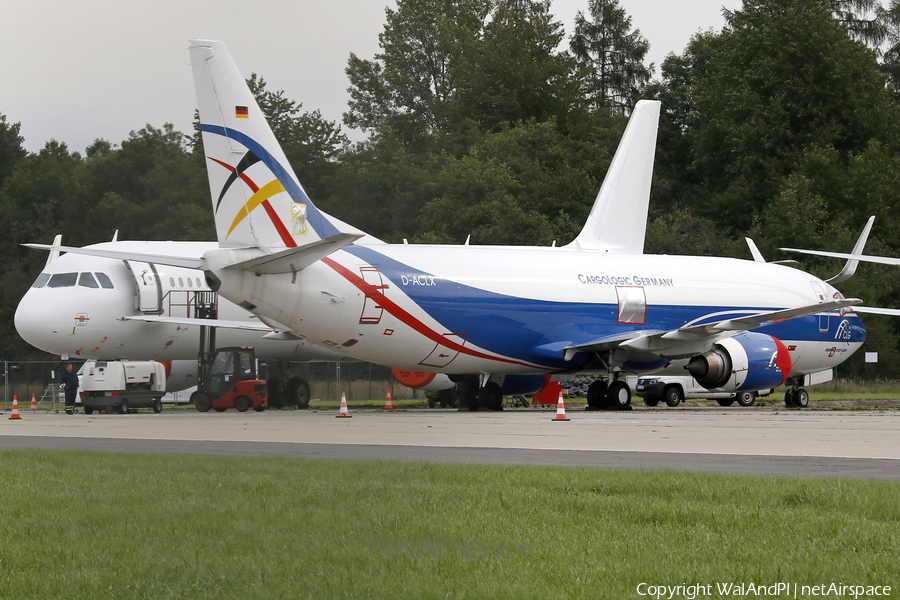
<box><xmin>0</xmin><ymin>112</ymin><xmax>27</xmax><ymax>188</ymax></box>
<box><xmin>570</xmin><ymin>0</ymin><xmax>653</xmax><ymax>114</ymax></box>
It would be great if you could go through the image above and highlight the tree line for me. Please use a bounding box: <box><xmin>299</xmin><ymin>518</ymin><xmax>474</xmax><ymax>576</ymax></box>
<box><xmin>2</xmin><ymin>0</ymin><xmax>900</xmax><ymax>378</ymax></box>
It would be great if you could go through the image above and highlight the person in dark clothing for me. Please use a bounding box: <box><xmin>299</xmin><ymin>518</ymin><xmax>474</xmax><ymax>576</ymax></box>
<box><xmin>61</xmin><ymin>363</ymin><xmax>79</xmax><ymax>415</ymax></box>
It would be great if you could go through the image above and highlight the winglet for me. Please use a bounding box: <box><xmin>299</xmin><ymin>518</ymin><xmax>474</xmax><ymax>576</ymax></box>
<box><xmin>565</xmin><ymin>100</ymin><xmax>660</xmax><ymax>254</ymax></box>
<box><xmin>827</xmin><ymin>215</ymin><xmax>875</xmax><ymax>284</ymax></box>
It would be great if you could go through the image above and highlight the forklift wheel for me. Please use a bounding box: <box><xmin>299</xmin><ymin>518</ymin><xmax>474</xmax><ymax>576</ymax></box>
<box><xmin>234</xmin><ymin>396</ymin><xmax>251</xmax><ymax>413</ymax></box>
<box><xmin>192</xmin><ymin>391</ymin><xmax>212</xmax><ymax>413</ymax></box>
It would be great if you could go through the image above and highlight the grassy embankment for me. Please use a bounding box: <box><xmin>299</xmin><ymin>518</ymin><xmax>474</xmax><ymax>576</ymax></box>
<box><xmin>0</xmin><ymin>450</ymin><xmax>897</xmax><ymax>599</ymax></box>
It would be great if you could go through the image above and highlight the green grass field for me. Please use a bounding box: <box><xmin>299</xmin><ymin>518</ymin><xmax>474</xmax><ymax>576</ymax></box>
<box><xmin>0</xmin><ymin>451</ymin><xmax>897</xmax><ymax>599</ymax></box>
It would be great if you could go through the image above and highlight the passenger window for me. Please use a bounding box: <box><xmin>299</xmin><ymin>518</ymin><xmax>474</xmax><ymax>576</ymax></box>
<box><xmin>187</xmin><ymin>278</ymin><xmax>193</xmax><ymax>288</ymax></box>
<box><xmin>32</xmin><ymin>273</ymin><xmax>51</xmax><ymax>288</ymax></box>
<box><xmin>47</xmin><ymin>273</ymin><xmax>78</xmax><ymax>288</ymax></box>
<box><xmin>169</xmin><ymin>277</ymin><xmax>175</xmax><ymax>288</ymax></box>
<box><xmin>78</xmin><ymin>273</ymin><xmax>99</xmax><ymax>288</ymax></box>
<box><xmin>178</xmin><ymin>277</ymin><xmax>184</xmax><ymax>288</ymax></box>
<box><xmin>196</xmin><ymin>277</ymin><xmax>202</xmax><ymax>288</ymax></box>
<box><xmin>95</xmin><ymin>273</ymin><xmax>114</xmax><ymax>289</ymax></box>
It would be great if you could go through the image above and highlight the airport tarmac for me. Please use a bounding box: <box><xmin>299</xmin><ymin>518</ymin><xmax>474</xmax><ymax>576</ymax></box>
<box><xmin>1</xmin><ymin>407</ymin><xmax>898</xmax><ymax>480</ymax></box>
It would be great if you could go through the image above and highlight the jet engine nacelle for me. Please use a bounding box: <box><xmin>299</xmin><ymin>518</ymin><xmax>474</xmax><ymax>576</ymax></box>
<box><xmin>496</xmin><ymin>374</ymin><xmax>547</xmax><ymax>396</ymax></box>
<box><xmin>686</xmin><ymin>332</ymin><xmax>791</xmax><ymax>391</ymax></box>
<box><xmin>392</xmin><ymin>368</ymin><xmax>456</xmax><ymax>391</ymax></box>
<box><xmin>157</xmin><ymin>360</ymin><xmax>198</xmax><ymax>393</ymax></box>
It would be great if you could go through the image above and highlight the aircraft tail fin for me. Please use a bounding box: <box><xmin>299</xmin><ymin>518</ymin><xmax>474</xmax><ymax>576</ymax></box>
<box><xmin>566</xmin><ymin>100</ymin><xmax>660</xmax><ymax>253</ymax></box>
<box><xmin>189</xmin><ymin>39</ymin><xmax>355</xmax><ymax>251</ymax></box>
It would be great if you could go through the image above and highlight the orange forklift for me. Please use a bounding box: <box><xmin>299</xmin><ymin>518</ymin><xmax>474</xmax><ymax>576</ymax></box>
<box><xmin>191</xmin><ymin>346</ymin><xmax>267</xmax><ymax>412</ymax></box>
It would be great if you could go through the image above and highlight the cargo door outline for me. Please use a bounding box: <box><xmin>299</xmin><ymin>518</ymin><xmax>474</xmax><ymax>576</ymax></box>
<box><xmin>420</xmin><ymin>333</ymin><xmax>466</xmax><ymax>368</ymax></box>
<box><xmin>616</xmin><ymin>286</ymin><xmax>646</xmax><ymax>325</ymax></box>
<box><xmin>359</xmin><ymin>267</ymin><xmax>388</xmax><ymax>324</ymax></box>
<box><xmin>810</xmin><ymin>281</ymin><xmax>829</xmax><ymax>332</ymax></box>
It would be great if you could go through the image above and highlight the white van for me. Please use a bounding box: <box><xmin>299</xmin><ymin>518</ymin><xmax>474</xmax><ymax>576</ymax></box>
<box><xmin>635</xmin><ymin>375</ymin><xmax>773</xmax><ymax>407</ymax></box>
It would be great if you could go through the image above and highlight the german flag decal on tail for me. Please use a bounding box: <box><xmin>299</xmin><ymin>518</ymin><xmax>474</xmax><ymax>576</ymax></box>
<box><xmin>235</xmin><ymin>106</ymin><xmax>249</xmax><ymax>118</ymax></box>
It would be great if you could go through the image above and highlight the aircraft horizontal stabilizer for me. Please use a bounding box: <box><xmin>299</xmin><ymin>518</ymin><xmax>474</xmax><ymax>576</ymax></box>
<box><xmin>23</xmin><ymin>243</ymin><xmax>204</xmax><ymax>269</ymax></box>
<box><xmin>119</xmin><ymin>315</ymin><xmax>273</xmax><ymax>331</ymax></box>
<box><xmin>222</xmin><ymin>233</ymin><xmax>361</xmax><ymax>275</ymax></box>
<box><xmin>563</xmin><ymin>298</ymin><xmax>861</xmax><ymax>360</ymax></box>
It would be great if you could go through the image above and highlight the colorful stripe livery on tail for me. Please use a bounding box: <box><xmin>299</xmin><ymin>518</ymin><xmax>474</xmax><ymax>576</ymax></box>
<box><xmin>189</xmin><ymin>39</ymin><xmax>342</xmax><ymax>250</ymax></box>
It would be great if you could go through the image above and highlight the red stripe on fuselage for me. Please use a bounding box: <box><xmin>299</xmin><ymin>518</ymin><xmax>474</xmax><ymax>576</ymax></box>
<box><xmin>320</xmin><ymin>256</ymin><xmax>540</xmax><ymax>370</ymax></box>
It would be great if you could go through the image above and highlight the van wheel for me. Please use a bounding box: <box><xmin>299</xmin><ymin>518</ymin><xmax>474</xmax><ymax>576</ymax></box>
<box><xmin>84</xmin><ymin>406</ymin><xmax>94</xmax><ymax>415</ymax></box>
<box><xmin>664</xmin><ymin>386</ymin><xmax>683</xmax><ymax>407</ymax></box>
<box><xmin>643</xmin><ymin>398</ymin><xmax>660</xmax><ymax>407</ymax></box>
<box><xmin>716</xmin><ymin>398</ymin><xmax>735</xmax><ymax>407</ymax></box>
<box><xmin>235</xmin><ymin>396</ymin><xmax>251</xmax><ymax>413</ymax></box>
<box><xmin>736</xmin><ymin>391</ymin><xmax>756</xmax><ymax>407</ymax></box>
<box><xmin>118</xmin><ymin>400</ymin><xmax>129</xmax><ymax>415</ymax></box>
<box><xmin>152</xmin><ymin>398</ymin><xmax>163</xmax><ymax>413</ymax></box>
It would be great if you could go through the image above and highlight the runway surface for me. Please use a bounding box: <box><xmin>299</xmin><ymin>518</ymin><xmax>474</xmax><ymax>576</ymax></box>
<box><xmin>2</xmin><ymin>406</ymin><xmax>898</xmax><ymax>480</ymax></box>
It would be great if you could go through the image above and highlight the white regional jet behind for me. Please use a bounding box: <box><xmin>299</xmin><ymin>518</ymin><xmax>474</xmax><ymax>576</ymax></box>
<box><xmin>13</xmin><ymin>237</ymin><xmax>361</xmax><ymax>406</ymax></box>
<box><xmin>26</xmin><ymin>40</ymin><xmax>868</xmax><ymax>410</ymax></box>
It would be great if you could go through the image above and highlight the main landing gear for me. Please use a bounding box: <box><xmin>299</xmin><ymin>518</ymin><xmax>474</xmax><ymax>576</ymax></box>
<box><xmin>784</xmin><ymin>386</ymin><xmax>810</xmax><ymax>408</ymax></box>
<box><xmin>586</xmin><ymin>376</ymin><xmax>632</xmax><ymax>411</ymax></box>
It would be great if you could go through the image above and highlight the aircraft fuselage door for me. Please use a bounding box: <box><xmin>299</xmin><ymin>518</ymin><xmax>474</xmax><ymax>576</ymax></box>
<box><xmin>125</xmin><ymin>260</ymin><xmax>162</xmax><ymax>314</ymax></box>
<box><xmin>810</xmin><ymin>281</ymin><xmax>829</xmax><ymax>332</ymax></box>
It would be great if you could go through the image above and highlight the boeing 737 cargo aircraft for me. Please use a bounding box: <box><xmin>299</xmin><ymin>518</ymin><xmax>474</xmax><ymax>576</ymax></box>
<box><xmin>27</xmin><ymin>40</ymin><xmax>867</xmax><ymax>410</ymax></box>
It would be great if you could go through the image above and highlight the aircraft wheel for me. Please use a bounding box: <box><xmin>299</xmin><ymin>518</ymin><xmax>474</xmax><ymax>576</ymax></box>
<box><xmin>267</xmin><ymin>377</ymin><xmax>285</xmax><ymax>409</ymax></box>
<box><xmin>152</xmin><ymin>398</ymin><xmax>163</xmax><ymax>413</ymax></box>
<box><xmin>192</xmin><ymin>391</ymin><xmax>212</xmax><ymax>413</ymax></box>
<box><xmin>235</xmin><ymin>395</ymin><xmax>251</xmax><ymax>413</ymax></box>
<box><xmin>643</xmin><ymin>398</ymin><xmax>659</xmax><ymax>407</ymax></box>
<box><xmin>664</xmin><ymin>386</ymin><xmax>682</xmax><ymax>407</ymax></box>
<box><xmin>587</xmin><ymin>380</ymin><xmax>608</xmax><ymax>409</ymax></box>
<box><xmin>716</xmin><ymin>398</ymin><xmax>735</xmax><ymax>407</ymax></box>
<box><xmin>84</xmin><ymin>406</ymin><xmax>94</xmax><ymax>415</ymax></box>
<box><xmin>427</xmin><ymin>397</ymin><xmax>436</xmax><ymax>408</ymax></box>
<box><xmin>608</xmin><ymin>381</ymin><xmax>631</xmax><ymax>409</ymax></box>
<box><xmin>736</xmin><ymin>391</ymin><xmax>756</xmax><ymax>407</ymax></box>
<box><xmin>284</xmin><ymin>377</ymin><xmax>311</xmax><ymax>409</ymax></box>
<box><xmin>479</xmin><ymin>383</ymin><xmax>503</xmax><ymax>411</ymax></box>
<box><xmin>784</xmin><ymin>390</ymin><xmax>796</xmax><ymax>407</ymax></box>
<box><xmin>794</xmin><ymin>388</ymin><xmax>810</xmax><ymax>408</ymax></box>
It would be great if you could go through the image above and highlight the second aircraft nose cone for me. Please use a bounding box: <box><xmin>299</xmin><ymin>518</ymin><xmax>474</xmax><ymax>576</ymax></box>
<box><xmin>14</xmin><ymin>291</ymin><xmax>62</xmax><ymax>352</ymax></box>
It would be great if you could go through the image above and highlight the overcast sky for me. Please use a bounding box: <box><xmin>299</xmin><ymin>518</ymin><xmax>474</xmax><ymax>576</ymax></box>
<box><xmin>1</xmin><ymin>0</ymin><xmax>742</xmax><ymax>154</ymax></box>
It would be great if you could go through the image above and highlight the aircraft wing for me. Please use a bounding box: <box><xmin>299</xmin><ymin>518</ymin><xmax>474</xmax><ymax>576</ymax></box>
<box><xmin>853</xmin><ymin>306</ymin><xmax>900</xmax><ymax>317</ymax></box>
<box><xmin>563</xmin><ymin>298</ymin><xmax>861</xmax><ymax>360</ymax></box>
<box><xmin>120</xmin><ymin>315</ymin><xmax>273</xmax><ymax>331</ymax></box>
<box><xmin>24</xmin><ymin>243</ymin><xmax>204</xmax><ymax>269</ymax></box>
<box><xmin>780</xmin><ymin>248</ymin><xmax>900</xmax><ymax>267</ymax></box>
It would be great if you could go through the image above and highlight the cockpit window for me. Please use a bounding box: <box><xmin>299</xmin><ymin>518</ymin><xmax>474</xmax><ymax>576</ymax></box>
<box><xmin>78</xmin><ymin>273</ymin><xmax>99</xmax><ymax>288</ymax></box>
<box><xmin>95</xmin><ymin>273</ymin><xmax>114</xmax><ymax>289</ymax></box>
<box><xmin>32</xmin><ymin>273</ymin><xmax>51</xmax><ymax>288</ymax></box>
<box><xmin>47</xmin><ymin>273</ymin><xmax>78</xmax><ymax>288</ymax></box>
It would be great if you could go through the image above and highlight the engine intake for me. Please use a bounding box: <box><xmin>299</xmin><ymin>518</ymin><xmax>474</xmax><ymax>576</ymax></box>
<box><xmin>686</xmin><ymin>332</ymin><xmax>792</xmax><ymax>391</ymax></box>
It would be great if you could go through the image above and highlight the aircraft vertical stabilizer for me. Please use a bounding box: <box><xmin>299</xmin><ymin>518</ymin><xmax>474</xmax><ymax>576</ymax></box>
<box><xmin>189</xmin><ymin>39</ymin><xmax>349</xmax><ymax>251</ymax></box>
<box><xmin>566</xmin><ymin>100</ymin><xmax>660</xmax><ymax>254</ymax></box>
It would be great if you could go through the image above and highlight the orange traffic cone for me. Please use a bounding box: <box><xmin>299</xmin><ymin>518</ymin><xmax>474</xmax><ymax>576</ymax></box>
<box><xmin>336</xmin><ymin>392</ymin><xmax>352</xmax><ymax>418</ymax></box>
<box><xmin>552</xmin><ymin>390</ymin><xmax>569</xmax><ymax>422</ymax></box>
<box><xmin>384</xmin><ymin>389</ymin><xmax>393</xmax><ymax>410</ymax></box>
<box><xmin>9</xmin><ymin>395</ymin><xmax>21</xmax><ymax>420</ymax></box>
<box><xmin>30</xmin><ymin>394</ymin><xmax>37</xmax><ymax>413</ymax></box>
